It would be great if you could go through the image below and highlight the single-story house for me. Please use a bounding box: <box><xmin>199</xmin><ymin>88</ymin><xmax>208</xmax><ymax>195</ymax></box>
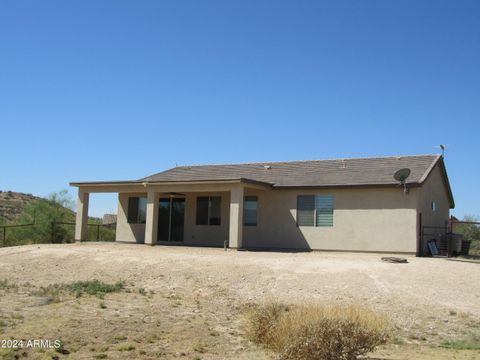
<box><xmin>70</xmin><ymin>154</ymin><xmax>454</xmax><ymax>255</ymax></box>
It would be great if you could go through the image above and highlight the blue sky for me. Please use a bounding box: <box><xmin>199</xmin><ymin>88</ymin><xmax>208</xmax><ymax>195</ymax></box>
<box><xmin>1</xmin><ymin>1</ymin><xmax>479</xmax><ymax>217</ymax></box>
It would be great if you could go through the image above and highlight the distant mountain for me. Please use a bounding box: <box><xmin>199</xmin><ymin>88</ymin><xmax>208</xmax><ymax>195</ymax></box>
<box><xmin>0</xmin><ymin>191</ymin><xmax>40</xmax><ymax>222</ymax></box>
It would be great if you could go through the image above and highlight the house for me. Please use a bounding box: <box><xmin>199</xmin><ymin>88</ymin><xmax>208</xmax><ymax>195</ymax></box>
<box><xmin>70</xmin><ymin>154</ymin><xmax>454</xmax><ymax>255</ymax></box>
<box><xmin>102</xmin><ymin>214</ymin><xmax>117</xmax><ymax>225</ymax></box>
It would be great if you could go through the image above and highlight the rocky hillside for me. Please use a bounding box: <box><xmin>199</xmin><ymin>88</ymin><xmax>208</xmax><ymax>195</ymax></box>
<box><xmin>0</xmin><ymin>191</ymin><xmax>40</xmax><ymax>222</ymax></box>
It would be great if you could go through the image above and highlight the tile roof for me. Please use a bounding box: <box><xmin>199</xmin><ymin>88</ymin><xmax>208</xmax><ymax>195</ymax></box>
<box><xmin>141</xmin><ymin>154</ymin><xmax>441</xmax><ymax>188</ymax></box>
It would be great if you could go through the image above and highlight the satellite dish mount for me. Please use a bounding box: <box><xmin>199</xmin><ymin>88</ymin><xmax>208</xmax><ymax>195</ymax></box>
<box><xmin>394</xmin><ymin>168</ymin><xmax>411</xmax><ymax>194</ymax></box>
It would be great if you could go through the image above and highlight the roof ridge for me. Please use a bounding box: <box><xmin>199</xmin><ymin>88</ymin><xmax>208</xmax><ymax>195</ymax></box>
<box><xmin>173</xmin><ymin>154</ymin><xmax>440</xmax><ymax>168</ymax></box>
<box><xmin>418</xmin><ymin>154</ymin><xmax>442</xmax><ymax>183</ymax></box>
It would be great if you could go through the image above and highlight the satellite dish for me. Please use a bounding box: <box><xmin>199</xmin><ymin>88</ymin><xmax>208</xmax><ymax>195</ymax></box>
<box><xmin>394</xmin><ymin>168</ymin><xmax>411</xmax><ymax>183</ymax></box>
<box><xmin>394</xmin><ymin>168</ymin><xmax>411</xmax><ymax>194</ymax></box>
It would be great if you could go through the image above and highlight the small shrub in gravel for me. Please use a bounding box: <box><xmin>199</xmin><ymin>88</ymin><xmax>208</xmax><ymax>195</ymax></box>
<box><xmin>248</xmin><ymin>303</ymin><xmax>389</xmax><ymax>360</ymax></box>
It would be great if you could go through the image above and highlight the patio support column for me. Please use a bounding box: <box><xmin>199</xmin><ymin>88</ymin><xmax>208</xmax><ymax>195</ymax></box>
<box><xmin>144</xmin><ymin>189</ymin><xmax>159</xmax><ymax>245</ymax></box>
<box><xmin>75</xmin><ymin>188</ymin><xmax>89</xmax><ymax>242</ymax></box>
<box><xmin>229</xmin><ymin>184</ymin><xmax>244</xmax><ymax>249</ymax></box>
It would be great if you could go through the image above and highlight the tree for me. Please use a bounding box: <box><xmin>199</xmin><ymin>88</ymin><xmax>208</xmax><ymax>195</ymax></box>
<box><xmin>10</xmin><ymin>190</ymin><xmax>76</xmax><ymax>245</ymax></box>
<box><xmin>47</xmin><ymin>189</ymin><xmax>75</xmax><ymax>211</ymax></box>
<box><xmin>455</xmin><ymin>215</ymin><xmax>480</xmax><ymax>256</ymax></box>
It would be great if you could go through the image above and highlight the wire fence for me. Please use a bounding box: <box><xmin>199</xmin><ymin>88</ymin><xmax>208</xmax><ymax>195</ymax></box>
<box><xmin>422</xmin><ymin>221</ymin><xmax>477</xmax><ymax>257</ymax></box>
<box><xmin>0</xmin><ymin>221</ymin><xmax>35</xmax><ymax>246</ymax></box>
<box><xmin>0</xmin><ymin>220</ymin><xmax>116</xmax><ymax>247</ymax></box>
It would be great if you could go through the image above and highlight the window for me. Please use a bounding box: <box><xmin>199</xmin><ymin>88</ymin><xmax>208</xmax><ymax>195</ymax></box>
<box><xmin>244</xmin><ymin>196</ymin><xmax>258</xmax><ymax>226</ymax></box>
<box><xmin>209</xmin><ymin>196</ymin><xmax>221</xmax><ymax>225</ymax></box>
<box><xmin>196</xmin><ymin>196</ymin><xmax>221</xmax><ymax>225</ymax></box>
<box><xmin>297</xmin><ymin>195</ymin><xmax>334</xmax><ymax>227</ymax></box>
<box><xmin>127</xmin><ymin>197</ymin><xmax>147</xmax><ymax>224</ymax></box>
<box><xmin>316</xmin><ymin>195</ymin><xmax>334</xmax><ymax>227</ymax></box>
<box><xmin>196</xmin><ymin>197</ymin><xmax>209</xmax><ymax>225</ymax></box>
<box><xmin>431</xmin><ymin>201</ymin><xmax>436</xmax><ymax>212</ymax></box>
<box><xmin>297</xmin><ymin>195</ymin><xmax>315</xmax><ymax>226</ymax></box>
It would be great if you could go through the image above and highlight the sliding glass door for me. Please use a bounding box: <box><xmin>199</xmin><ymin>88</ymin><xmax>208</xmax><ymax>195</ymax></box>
<box><xmin>157</xmin><ymin>197</ymin><xmax>185</xmax><ymax>242</ymax></box>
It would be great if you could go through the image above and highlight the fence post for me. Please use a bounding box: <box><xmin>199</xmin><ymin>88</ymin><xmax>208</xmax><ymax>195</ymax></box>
<box><xmin>51</xmin><ymin>220</ymin><xmax>56</xmax><ymax>243</ymax></box>
<box><xmin>447</xmin><ymin>233</ymin><xmax>452</xmax><ymax>258</ymax></box>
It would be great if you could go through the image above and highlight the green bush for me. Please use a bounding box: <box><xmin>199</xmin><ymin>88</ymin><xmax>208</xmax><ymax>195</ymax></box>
<box><xmin>441</xmin><ymin>331</ymin><xmax>480</xmax><ymax>350</ymax></box>
<box><xmin>65</xmin><ymin>280</ymin><xmax>124</xmax><ymax>298</ymax></box>
<box><xmin>248</xmin><ymin>303</ymin><xmax>389</xmax><ymax>360</ymax></box>
<box><xmin>2</xmin><ymin>190</ymin><xmax>116</xmax><ymax>246</ymax></box>
<box><xmin>455</xmin><ymin>215</ymin><xmax>480</xmax><ymax>256</ymax></box>
<box><xmin>7</xmin><ymin>190</ymin><xmax>75</xmax><ymax>245</ymax></box>
<box><xmin>34</xmin><ymin>280</ymin><xmax>125</xmax><ymax>301</ymax></box>
<box><xmin>0</xmin><ymin>279</ymin><xmax>17</xmax><ymax>290</ymax></box>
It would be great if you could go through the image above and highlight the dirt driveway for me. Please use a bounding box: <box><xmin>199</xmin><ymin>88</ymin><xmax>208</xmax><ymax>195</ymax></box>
<box><xmin>1</xmin><ymin>243</ymin><xmax>479</xmax><ymax>359</ymax></box>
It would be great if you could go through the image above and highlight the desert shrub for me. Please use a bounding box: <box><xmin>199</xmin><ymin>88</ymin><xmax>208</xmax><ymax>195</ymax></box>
<box><xmin>441</xmin><ymin>331</ymin><xmax>480</xmax><ymax>350</ymax></box>
<box><xmin>455</xmin><ymin>215</ymin><xmax>480</xmax><ymax>256</ymax></box>
<box><xmin>248</xmin><ymin>303</ymin><xmax>389</xmax><ymax>360</ymax></box>
<box><xmin>117</xmin><ymin>343</ymin><xmax>135</xmax><ymax>351</ymax></box>
<box><xmin>0</xmin><ymin>279</ymin><xmax>17</xmax><ymax>290</ymax></box>
<box><xmin>65</xmin><ymin>280</ymin><xmax>124</xmax><ymax>298</ymax></box>
<box><xmin>34</xmin><ymin>280</ymin><xmax>125</xmax><ymax>300</ymax></box>
<box><xmin>247</xmin><ymin>303</ymin><xmax>289</xmax><ymax>347</ymax></box>
<box><xmin>9</xmin><ymin>190</ymin><xmax>75</xmax><ymax>245</ymax></box>
<box><xmin>33</xmin><ymin>284</ymin><xmax>64</xmax><ymax>303</ymax></box>
<box><xmin>85</xmin><ymin>220</ymin><xmax>116</xmax><ymax>242</ymax></box>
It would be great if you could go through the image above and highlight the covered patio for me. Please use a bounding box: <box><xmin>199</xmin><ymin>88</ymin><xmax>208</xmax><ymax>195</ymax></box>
<box><xmin>70</xmin><ymin>179</ymin><xmax>270</xmax><ymax>249</ymax></box>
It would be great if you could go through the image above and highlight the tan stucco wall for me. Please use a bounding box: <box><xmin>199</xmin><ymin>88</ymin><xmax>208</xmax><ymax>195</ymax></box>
<box><xmin>116</xmin><ymin>193</ymin><xmax>146</xmax><ymax>243</ymax></box>
<box><xmin>417</xmin><ymin>164</ymin><xmax>450</xmax><ymax>228</ymax></box>
<box><xmin>183</xmin><ymin>192</ymin><xmax>230</xmax><ymax>247</ymax></box>
<box><xmin>243</xmin><ymin>187</ymin><xmax>419</xmax><ymax>253</ymax></box>
<box><xmin>115</xmin><ymin>185</ymin><xmax>426</xmax><ymax>253</ymax></box>
<box><xmin>416</xmin><ymin>164</ymin><xmax>451</xmax><ymax>253</ymax></box>
<box><xmin>116</xmin><ymin>191</ymin><xmax>231</xmax><ymax>247</ymax></box>
<box><xmin>114</xmin><ymin>183</ymin><xmax>250</xmax><ymax>246</ymax></box>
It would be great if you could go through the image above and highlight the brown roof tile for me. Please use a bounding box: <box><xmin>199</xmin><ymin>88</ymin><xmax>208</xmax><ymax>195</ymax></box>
<box><xmin>141</xmin><ymin>154</ymin><xmax>441</xmax><ymax>188</ymax></box>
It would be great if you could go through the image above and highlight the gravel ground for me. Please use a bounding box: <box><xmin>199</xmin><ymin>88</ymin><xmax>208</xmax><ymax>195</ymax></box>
<box><xmin>0</xmin><ymin>242</ymin><xmax>479</xmax><ymax>359</ymax></box>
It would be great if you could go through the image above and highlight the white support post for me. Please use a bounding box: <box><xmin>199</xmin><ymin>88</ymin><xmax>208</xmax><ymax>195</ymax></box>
<box><xmin>144</xmin><ymin>189</ymin><xmax>159</xmax><ymax>245</ymax></box>
<box><xmin>75</xmin><ymin>189</ymin><xmax>89</xmax><ymax>242</ymax></box>
<box><xmin>229</xmin><ymin>184</ymin><xmax>244</xmax><ymax>249</ymax></box>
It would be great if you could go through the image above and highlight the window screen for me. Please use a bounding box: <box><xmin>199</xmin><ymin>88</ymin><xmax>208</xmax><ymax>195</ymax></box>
<box><xmin>297</xmin><ymin>195</ymin><xmax>334</xmax><ymax>227</ymax></box>
<box><xmin>138</xmin><ymin>197</ymin><xmax>147</xmax><ymax>224</ymax></box>
<box><xmin>127</xmin><ymin>197</ymin><xmax>147</xmax><ymax>224</ymax></box>
<box><xmin>315</xmin><ymin>195</ymin><xmax>334</xmax><ymax>227</ymax></box>
<box><xmin>196</xmin><ymin>196</ymin><xmax>221</xmax><ymax>225</ymax></box>
<box><xmin>244</xmin><ymin>196</ymin><xmax>258</xmax><ymax>226</ymax></box>
<box><xmin>297</xmin><ymin>195</ymin><xmax>315</xmax><ymax>226</ymax></box>
<box><xmin>209</xmin><ymin>196</ymin><xmax>221</xmax><ymax>225</ymax></box>
<box><xmin>127</xmin><ymin>197</ymin><xmax>139</xmax><ymax>223</ymax></box>
<box><xmin>196</xmin><ymin>197</ymin><xmax>209</xmax><ymax>225</ymax></box>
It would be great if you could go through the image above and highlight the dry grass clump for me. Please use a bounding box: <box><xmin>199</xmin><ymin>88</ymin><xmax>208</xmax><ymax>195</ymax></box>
<box><xmin>32</xmin><ymin>280</ymin><xmax>125</xmax><ymax>303</ymax></box>
<box><xmin>247</xmin><ymin>303</ymin><xmax>389</xmax><ymax>360</ymax></box>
